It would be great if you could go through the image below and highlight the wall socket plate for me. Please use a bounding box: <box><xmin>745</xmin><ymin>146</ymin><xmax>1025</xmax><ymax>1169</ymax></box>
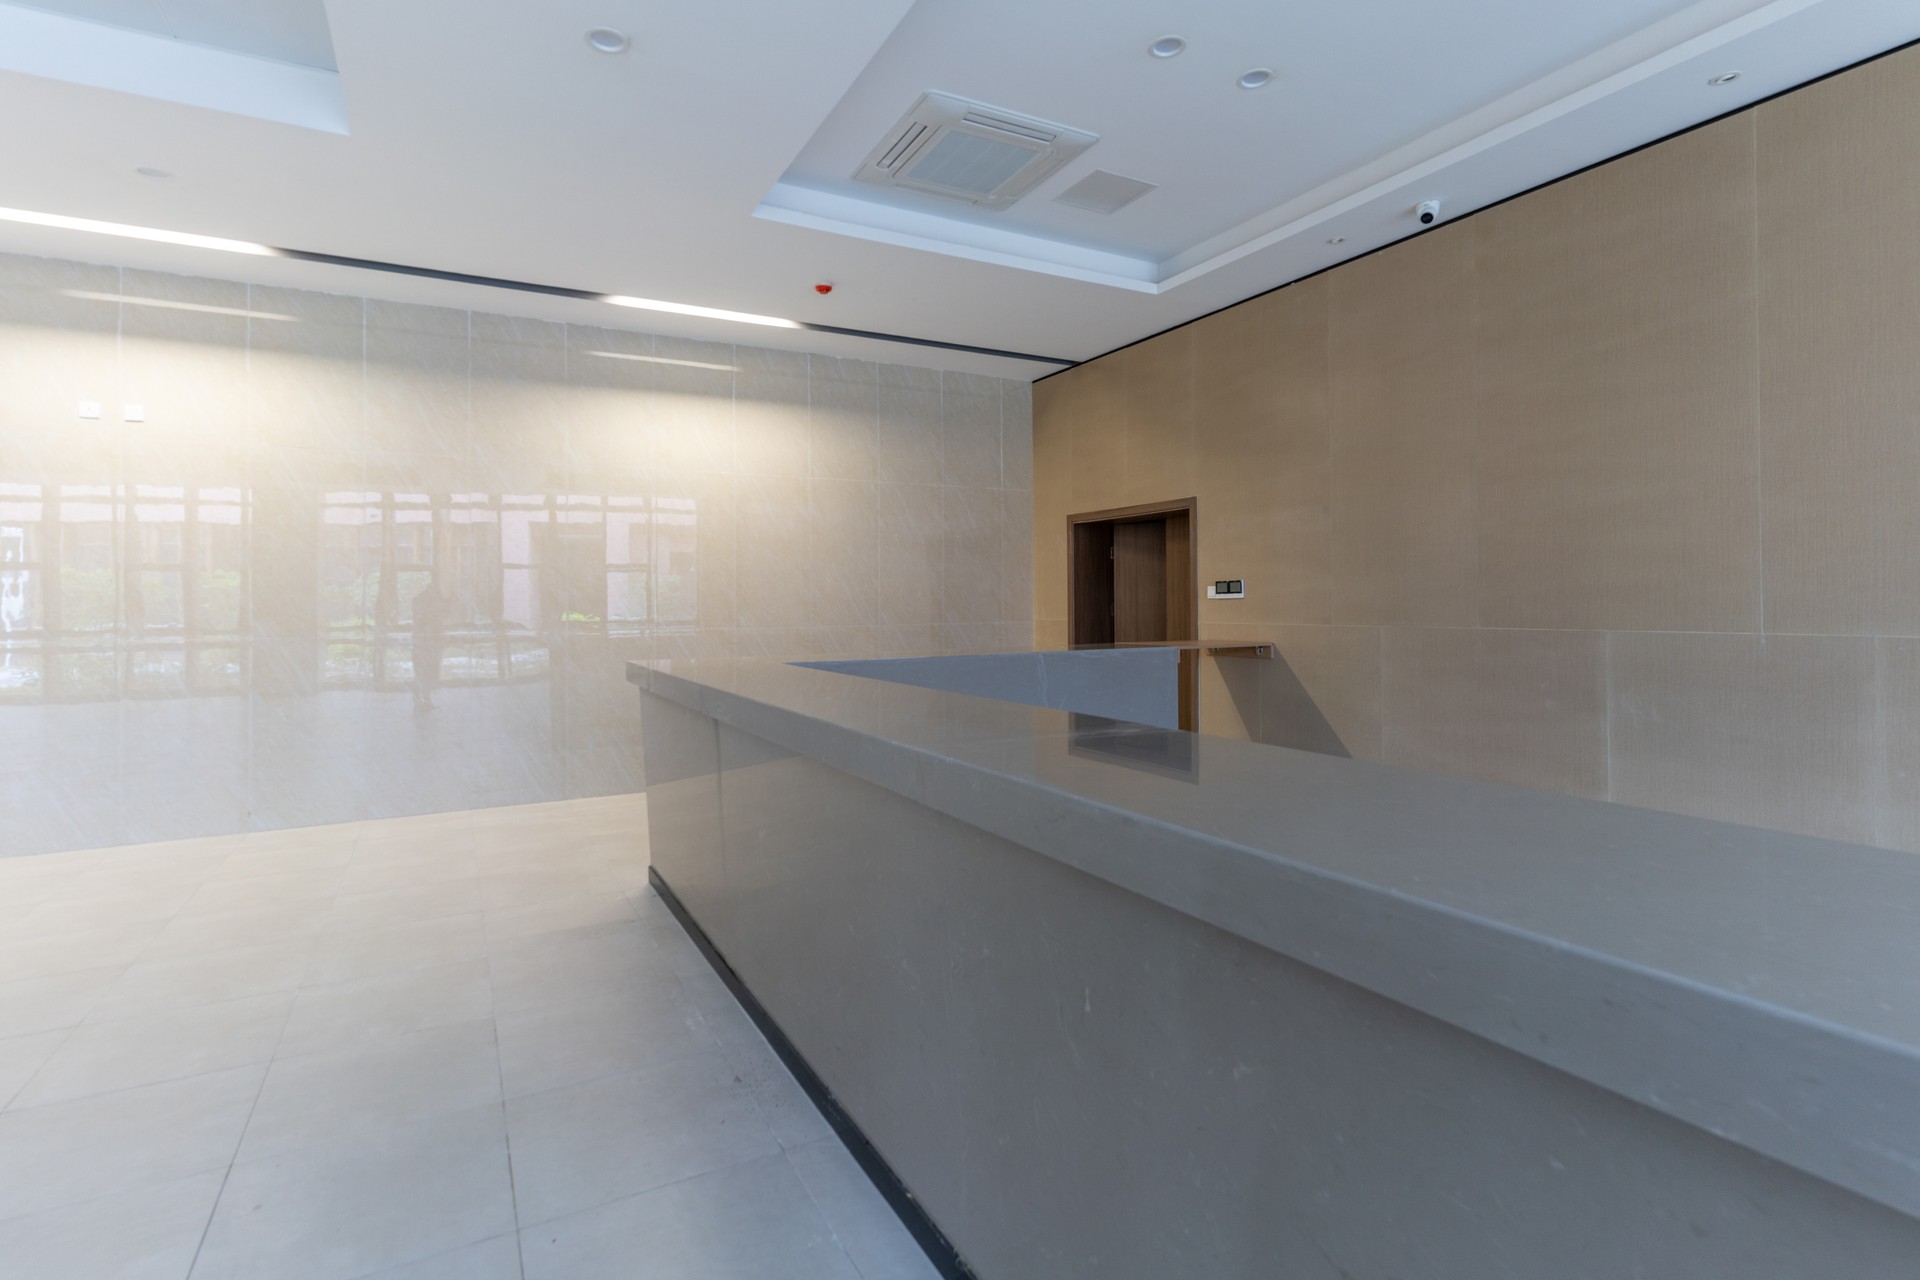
<box><xmin>1206</xmin><ymin>580</ymin><xmax>1246</xmax><ymax>600</ymax></box>
<box><xmin>77</xmin><ymin>401</ymin><xmax>101</xmax><ymax>420</ymax></box>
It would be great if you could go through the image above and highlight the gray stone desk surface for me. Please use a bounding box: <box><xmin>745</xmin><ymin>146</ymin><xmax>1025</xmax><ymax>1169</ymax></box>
<box><xmin>628</xmin><ymin>656</ymin><xmax>1920</xmax><ymax>1220</ymax></box>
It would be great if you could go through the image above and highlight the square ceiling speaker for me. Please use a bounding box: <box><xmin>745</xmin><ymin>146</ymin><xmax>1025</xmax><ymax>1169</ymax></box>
<box><xmin>1053</xmin><ymin>170</ymin><xmax>1158</xmax><ymax>215</ymax></box>
<box><xmin>855</xmin><ymin>91</ymin><xmax>1097</xmax><ymax>211</ymax></box>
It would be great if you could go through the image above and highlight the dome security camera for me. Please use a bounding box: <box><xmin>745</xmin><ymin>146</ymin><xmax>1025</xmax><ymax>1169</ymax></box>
<box><xmin>1415</xmin><ymin>199</ymin><xmax>1442</xmax><ymax>225</ymax></box>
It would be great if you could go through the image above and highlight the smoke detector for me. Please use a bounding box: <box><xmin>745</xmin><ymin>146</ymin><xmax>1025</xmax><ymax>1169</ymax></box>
<box><xmin>855</xmin><ymin>91</ymin><xmax>1097</xmax><ymax>211</ymax></box>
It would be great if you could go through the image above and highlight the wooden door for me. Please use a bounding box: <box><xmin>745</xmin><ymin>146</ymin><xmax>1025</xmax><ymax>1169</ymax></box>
<box><xmin>1112</xmin><ymin>519</ymin><xmax>1168</xmax><ymax>643</ymax></box>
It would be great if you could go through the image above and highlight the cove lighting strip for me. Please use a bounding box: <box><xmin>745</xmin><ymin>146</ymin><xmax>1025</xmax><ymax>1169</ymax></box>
<box><xmin>0</xmin><ymin>205</ymin><xmax>1074</xmax><ymax>366</ymax></box>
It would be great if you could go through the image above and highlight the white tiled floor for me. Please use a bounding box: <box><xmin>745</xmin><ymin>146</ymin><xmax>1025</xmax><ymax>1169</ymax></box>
<box><xmin>0</xmin><ymin>796</ymin><xmax>937</xmax><ymax>1280</ymax></box>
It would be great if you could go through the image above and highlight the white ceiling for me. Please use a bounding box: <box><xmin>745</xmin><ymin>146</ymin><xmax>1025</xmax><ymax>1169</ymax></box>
<box><xmin>0</xmin><ymin>0</ymin><xmax>1914</xmax><ymax>379</ymax></box>
<box><xmin>776</xmin><ymin>0</ymin><xmax>1704</xmax><ymax>262</ymax></box>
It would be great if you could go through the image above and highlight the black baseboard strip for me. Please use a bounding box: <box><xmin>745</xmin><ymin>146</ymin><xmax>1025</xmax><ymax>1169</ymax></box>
<box><xmin>647</xmin><ymin>867</ymin><xmax>977</xmax><ymax>1280</ymax></box>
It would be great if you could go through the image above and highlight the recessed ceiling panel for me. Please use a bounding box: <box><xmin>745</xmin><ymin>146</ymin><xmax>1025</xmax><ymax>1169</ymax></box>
<box><xmin>759</xmin><ymin>0</ymin><xmax>1849</xmax><ymax>292</ymax></box>
<box><xmin>7</xmin><ymin>0</ymin><xmax>337</xmax><ymax>69</ymax></box>
<box><xmin>0</xmin><ymin>0</ymin><xmax>345</xmax><ymax>129</ymax></box>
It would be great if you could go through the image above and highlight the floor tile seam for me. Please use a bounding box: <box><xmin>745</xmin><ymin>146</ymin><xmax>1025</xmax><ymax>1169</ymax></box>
<box><xmin>184</xmin><ymin>886</ymin><xmax>350</xmax><ymax>916</ymax></box>
<box><xmin>0</xmin><ymin>1020</ymin><xmax>85</xmax><ymax>1113</ymax></box>
<box><xmin>489</xmin><ymin>971</ymin><xmax>688</xmax><ymax>1023</ymax></box>
<box><xmin>257</xmin><ymin>1011</ymin><xmax>504</xmax><ymax>1075</ymax></box>
<box><xmin>316</xmin><ymin>904</ymin><xmax>491</xmax><ymax>940</ymax></box>
<box><xmin>219</xmin><ymin>999</ymin><xmax>489</xmax><ymax>1174</ymax></box>
<box><xmin>337</xmin><ymin>1233</ymin><xmax>524</xmax><ymax>1280</ymax></box>
<box><xmin>75</xmin><ymin>979</ymin><xmax>306</xmax><ymax>1033</ymax></box>
<box><xmin>506</xmin><ymin>1142</ymin><xmax>798</xmax><ymax>1236</ymax></box>
<box><xmin>288</xmin><ymin>952</ymin><xmax>497</xmax><ymax>1000</ymax></box>
<box><xmin>131</xmin><ymin>921</ymin><xmax>333</xmax><ymax>971</ymax></box>
<box><xmin>491</xmin><ymin>990</ymin><xmax>535</xmax><ymax>1278</ymax></box>
<box><xmin>216</xmin><ymin>1110</ymin><xmax>519</xmax><ymax>1279</ymax></box>
<box><xmin>484</xmin><ymin>917</ymin><xmax>662</xmax><ymax>957</ymax></box>
<box><xmin>480</xmin><ymin>924</ymin><xmax>650</xmax><ymax>961</ymax></box>
<box><xmin>0</xmin><ymin>959</ymin><xmax>126</xmax><ymax>1036</ymax></box>
<box><xmin>0</xmin><ymin>1160</ymin><xmax>235</xmax><ymax>1233</ymax></box>
<box><xmin>0</xmin><ymin>1052</ymin><xmax>277</xmax><ymax>1116</ymax></box>
<box><xmin>6</xmin><ymin>907</ymin><xmax>197</xmax><ymax>944</ymax></box>
<box><xmin>128</xmin><ymin>857</ymin><xmax>264</xmax><ymax>970</ymax></box>
<box><xmin>0</xmin><ymin>945</ymin><xmax>157</xmax><ymax>988</ymax></box>
<box><xmin>502</xmin><ymin>1044</ymin><xmax>752</xmax><ymax>1116</ymax></box>
<box><xmin>497</xmin><ymin>1040</ymin><xmax>726</xmax><ymax>1105</ymax></box>
<box><xmin>319</xmin><ymin>905</ymin><xmax>492</xmax><ymax>949</ymax></box>
<box><xmin>4</xmin><ymin>982</ymin><xmax>288</xmax><ymax>1109</ymax></box>
<box><xmin>182</xmin><ymin>990</ymin><xmax>290</xmax><ymax>1280</ymax></box>
<box><xmin>301</xmin><ymin>947</ymin><xmax>499</xmax><ymax>990</ymax></box>
<box><xmin>783</xmin><ymin>1144</ymin><xmax>879</xmax><ymax>1280</ymax></box>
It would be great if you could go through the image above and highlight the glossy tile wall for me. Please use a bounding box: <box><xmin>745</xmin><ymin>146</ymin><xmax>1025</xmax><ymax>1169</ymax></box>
<box><xmin>0</xmin><ymin>254</ymin><xmax>1033</xmax><ymax>856</ymax></box>
<box><xmin>1032</xmin><ymin>45</ymin><xmax>1920</xmax><ymax>854</ymax></box>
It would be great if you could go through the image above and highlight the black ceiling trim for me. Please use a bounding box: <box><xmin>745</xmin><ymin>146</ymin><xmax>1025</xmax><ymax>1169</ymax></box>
<box><xmin>273</xmin><ymin>247</ymin><xmax>1077</xmax><ymax>367</ymax></box>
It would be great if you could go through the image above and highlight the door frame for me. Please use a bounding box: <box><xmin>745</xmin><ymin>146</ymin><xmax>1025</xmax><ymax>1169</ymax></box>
<box><xmin>1065</xmin><ymin>497</ymin><xmax>1199</xmax><ymax>646</ymax></box>
<box><xmin>1066</xmin><ymin>497</ymin><xmax>1200</xmax><ymax>731</ymax></box>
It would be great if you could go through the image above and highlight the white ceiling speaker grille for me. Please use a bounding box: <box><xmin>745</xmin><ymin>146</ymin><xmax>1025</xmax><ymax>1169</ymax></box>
<box><xmin>855</xmin><ymin>91</ymin><xmax>1097</xmax><ymax>211</ymax></box>
<box><xmin>1053</xmin><ymin>170</ymin><xmax>1158</xmax><ymax>215</ymax></box>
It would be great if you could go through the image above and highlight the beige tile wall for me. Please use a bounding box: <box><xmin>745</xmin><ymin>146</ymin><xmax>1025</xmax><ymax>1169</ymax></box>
<box><xmin>0</xmin><ymin>253</ymin><xmax>1032</xmax><ymax>856</ymax></box>
<box><xmin>1032</xmin><ymin>44</ymin><xmax>1920</xmax><ymax>854</ymax></box>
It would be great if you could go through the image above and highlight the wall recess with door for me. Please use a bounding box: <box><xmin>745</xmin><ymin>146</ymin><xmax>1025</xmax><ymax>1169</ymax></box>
<box><xmin>1068</xmin><ymin>498</ymin><xmax>1198</xmax><ymax>729</ymax></box>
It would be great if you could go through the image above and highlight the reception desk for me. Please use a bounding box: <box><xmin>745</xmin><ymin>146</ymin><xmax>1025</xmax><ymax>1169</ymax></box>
<box><xmin>631</xmin><ymin>654</ymin><xmax>1920</xmax><ymax>1278</ymax></box>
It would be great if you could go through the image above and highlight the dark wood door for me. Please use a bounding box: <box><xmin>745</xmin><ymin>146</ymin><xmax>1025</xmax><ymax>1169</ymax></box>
<box><xmin>1112</xmin><ymin>519</ymin><xmax>1168</xmax><ymax>643</ymax></box>
<box><xmin>1069</xmin><ymin>521</ymin><xmax>1115</xmax><ymax>646</ymax></box>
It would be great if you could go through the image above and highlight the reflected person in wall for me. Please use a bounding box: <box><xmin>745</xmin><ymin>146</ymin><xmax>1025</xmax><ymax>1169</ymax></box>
<box><xmin>411</xmin><ymin>575</ymin><xmax>450</xmax><ymax>711</ymax></box>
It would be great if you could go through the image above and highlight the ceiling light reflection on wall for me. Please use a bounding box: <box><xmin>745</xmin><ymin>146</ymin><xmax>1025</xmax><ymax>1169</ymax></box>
<box><xmin>0</xmin><ymin>204</ymin><xmax>1064</xmax><ymax>362</ymax></box>
<box><xmin>586</xmin><ymin>28</ymin><xmax>630</xmax><ymax>54</ymax></box>
<box><xmin>62</xmin><ymin>290</ymin><xmax>298</xmax><ymax>321</ymax></box>
<box><xmin>0</xmin><ymin>206</ymin><xmax>278</xmax><ymax>256</ymax></box>
<box><xmin>1238</xmin><ymin>68</ymin><xmax>1274</xmax><ymax>90</ymax></box>
<box><xmin>585</xmin><ymin>350</ymin><xmax>739</xmax><ymax>372</ymax></box>
<box><xmin>1148</xmin><ymin>36</ymin><xmax>1185</xmax><ymax>58</ymax></box>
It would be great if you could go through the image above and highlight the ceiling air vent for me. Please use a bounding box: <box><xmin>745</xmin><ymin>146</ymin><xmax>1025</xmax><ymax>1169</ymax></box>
<box><xmin>855</xmin><ymin>91</ymin><xmax>1097</xmax><ymax>211</ymax></box>
<box><xmin>1053</xmin><ymin>170</ymin><xmax>1158</xmax><ymax>215</ymax></box>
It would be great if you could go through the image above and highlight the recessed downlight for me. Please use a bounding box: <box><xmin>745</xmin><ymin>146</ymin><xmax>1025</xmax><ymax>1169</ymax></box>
<box><xmin>1238</xmin><ymin>67</ymin><xmax>1274</xmax><ymax>90</ymax></box>
<box><xmin>1148</xmin><ymin>36</ymin><xmax>1186</xmax><ymax>58</ymax></box>
<box><xmin>1327</xmin><ymin>236</ymin><xmax>1346</xmax><ymax>245</ymax></box>
<box><xmin>1708</xmin><ymin>70</ymin><xmax>1741</xmax><ymax>86</ymax></box>
<box><xmin>134</xmin><ymin>167</ymin><xmax>173</xmax><ymax>181</ymax></box>
<box><xmin>586</xmin><ymin>27</ymin><xmax>629</xmax><ymax>54</ymax></box>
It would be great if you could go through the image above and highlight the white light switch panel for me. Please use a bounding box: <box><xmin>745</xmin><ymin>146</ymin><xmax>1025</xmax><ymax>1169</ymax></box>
<box><xmin>77</xmin><ymin>401</ymin><xmax>101</xmax><ymax>420</ymax></box>
<box><xmin>122</xmin><ymin>404</ymin><xmax>145</xmax><ymax>422</ymax></box>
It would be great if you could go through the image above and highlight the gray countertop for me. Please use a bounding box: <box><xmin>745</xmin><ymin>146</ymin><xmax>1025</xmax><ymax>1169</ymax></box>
<box><xmin>629</xmin><ymin>656</ymin><xmax>1920</xmax><ymax>1218</ymax></box>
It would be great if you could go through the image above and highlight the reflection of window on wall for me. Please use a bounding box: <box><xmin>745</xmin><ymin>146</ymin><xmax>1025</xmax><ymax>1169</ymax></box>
<box><xmin>313</xmin><ymin>489</ymin><xmax>697</xmax><ymax>691</ymax></box>
<box><xmin>605</xmin><ymin>497</ymin><xmax>648</xmax><ymax>631</ymax></box>
<box><xmin>0</xmin><ymin>490</ymin><xmax>44</xmax><ymax>695</ymax></box>
<box><xmin>653</xmin><ymin>496</ymin><xmax>698</xmax><ymax>627</ymax></box>
<box><xmin>0</xmin><ymin>482</ymin><xmax>250</xmax><ymax>703</ymax></box>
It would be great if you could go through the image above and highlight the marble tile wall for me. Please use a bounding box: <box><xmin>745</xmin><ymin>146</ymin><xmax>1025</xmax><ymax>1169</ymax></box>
<box><xmin>1033</xmin><ymin>45</ymin><xmax>1920</xmax><ymax>854</ymax></box>
<box><xmin>0</xmin><ymin>253</ymin><xmax>1033</xmax><ymax>856</ymax></box>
